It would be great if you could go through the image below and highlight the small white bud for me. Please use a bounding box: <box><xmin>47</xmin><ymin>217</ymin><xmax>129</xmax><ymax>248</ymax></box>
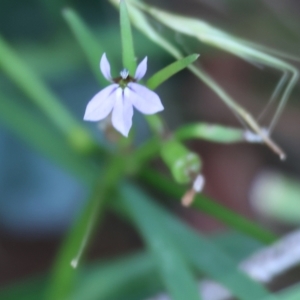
<box><xmin>193</xmin><ymin>174</ymin><xmax>205</xmax><ymax>193</ymax></box>
<box><xmin>244</xmin><ymin>127</ymin><xmax>269</xmax><ymax>143</ymax></box>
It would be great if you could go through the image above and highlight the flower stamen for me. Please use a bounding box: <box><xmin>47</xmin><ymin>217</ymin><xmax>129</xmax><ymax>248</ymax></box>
<box><xmin>120</xmin><ymin>69</ymin><xmax>129</xmax><ymax>79</ymax></box>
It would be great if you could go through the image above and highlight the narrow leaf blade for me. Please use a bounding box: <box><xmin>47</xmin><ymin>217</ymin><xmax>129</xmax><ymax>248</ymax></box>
<box><xmin>120</xmin><ymin>184</ymin><xmax>201</xmax><ymax>300</ymax></box>
<box><xmin>175</xmin><ymin>123</ymin><xmax>244</xmax><ymax>143</ymax></box>
<box><xmin>120</xmin><ymin>0</ymin><xmax>136</xmax><ymax>75</ymax></box>
<box><xmin>147</xmin><ymin>54</ymin><xmax>199</xmax><ymax>90</ymax></box>
<box><xmin>62</xmin><ymin>8</ymin><xmax>106</xmax><ymax>86</ymax></box>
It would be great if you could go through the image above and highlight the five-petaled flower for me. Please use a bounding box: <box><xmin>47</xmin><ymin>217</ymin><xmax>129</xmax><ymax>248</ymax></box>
<box><xmin>84</xmin><ymin>53</ymin><xmax>164</xmax><ymax>137</ymax></box>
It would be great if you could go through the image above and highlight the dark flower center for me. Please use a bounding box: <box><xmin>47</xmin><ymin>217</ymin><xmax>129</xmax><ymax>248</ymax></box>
<box><xmin>113</xmin><ymin>69</ymin><xmax>136</xmax><ymax>89</ymax></box>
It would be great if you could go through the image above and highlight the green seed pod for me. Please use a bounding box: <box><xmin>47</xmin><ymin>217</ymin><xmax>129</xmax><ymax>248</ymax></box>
<box><xmin>160</xmin><ymin>138</ymin><xmax>201</xmax><ymax>184</ymax></box>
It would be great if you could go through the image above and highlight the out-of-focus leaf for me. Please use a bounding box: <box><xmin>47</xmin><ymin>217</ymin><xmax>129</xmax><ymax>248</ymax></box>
<box><xmin>175</xmin><ymin>123</ymin><xmax>244</xmax><ymax>143</ymax></box>
<box><xmin>250</xmin><ymin>171</ymin><xmax>300</xmax><ymax>225</ymax></box>
<box><xmin>0</xmin><ymin>276</ymin><xmax>46</xmax><ymax>300</ymax></box>
<box><xmin>120</xmin><ymin>184</ymin><xmax>201</xmax><ymax>300</ymax></box>
<box><xmin>119</xmin><ymin>184</ymin><xmax>274</xmax><ymax>300</ymax></box>
<box><xmin>261</xmin><ymin>283</ymin><xmax>300</xmax><ymax>300</ymax></box>
<box><xmin>0</xmin><ymin>252</ymin><xmax>159</xmax><ymax>300</ymax></box>
<box><xmin>212</xmin><ymin>231</ymin><xmax>263</xmax><ymax>263</ymax></box>
<box><xmin>0</xmin><ymin>35</ymin><xmax>94</xmax><ymax>154</ymax></box>
<box><xmin>147</xmin><ymin>53</ymin><xmax>199</xmax><ymax>90</ymax></box>
<box><xmin>0</xmin><ymin>91</ymin><xmax>97</xmax><ymax>184</ymax></box>
<box><xmin>140</xmin><ymin>168</ymin><xmax>277</xmax><ymax>244</ymax></box>
<box><xmin>62</xmin><ymin>8</ymin><xmax>106</xmax><ymax>86</ymax></box>
<box><xmin>72</xmin><ymin>251</ymin><xmax>160</xmax><ymax>300</ymax></box>
<box><xmin>163</xmin><ymin>213</ymin><xmax>276</xmax><ymax>300</ymax></box>
<box><xmin>120</xmin><ymin>0</ymin><xmax>136</xmax><ymax>75</ymax></box>
<box><xmin>46</xmin><ymin>157</ymin><xmax>125</xmax><ymax>300</ymax></box>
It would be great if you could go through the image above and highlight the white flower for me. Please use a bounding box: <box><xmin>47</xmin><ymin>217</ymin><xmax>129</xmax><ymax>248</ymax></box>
<box><xmin>84</xmin><ymin>53</ymin><xmax>164</xmax><ymax>137</ymax></box>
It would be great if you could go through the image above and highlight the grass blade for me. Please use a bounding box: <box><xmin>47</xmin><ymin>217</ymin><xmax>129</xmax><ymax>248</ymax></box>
<box><xmin>0</xmin><ymin>91</ymin><xmax>97</xmax><ymax>184</ymax></box>
<box><xmin>120</xmin><ymin>184</ymin><xmax>275</xmax><ymax>300</ymax></box>
<box><xmin>0</xmin><ymin>35</ymin><xmax>94</xmax><ymax>154</ymax></box>
<box><xmin>121</xmin><ymin>184</ymin><xmax>201</xmax><ymax>300</ymax></box>
<box><xmin>72</xmin><ymin>251</ymin><xmax>159</xmax><ymax>300</ymax></box>
<box><xmin>62</xmin><ymin>8</ymin><xmax>106</xmax><ymax>86</ymax></box>
<box><xmin>46</xmin><ymin>157</ymin><xmax>124</xmax><ymax>300</ymax></box>
<box><xmin>147</xmin><ymin>53</ymin><xmax>199</xmax><ymax>90</ymax></box>
<box><xmin>120</xmin><ymin>0</ymin><xmax>136</xmax><ymax>75</ymax></box>
<box><xmin>175</xmin><ymin>123</ymin><xmax>244</xmax><ymax>143</ymax></box>
<box><xmin>140</xmin><ymin>168</ymin><xmax>277</xmax><ymax>244</ymax></box>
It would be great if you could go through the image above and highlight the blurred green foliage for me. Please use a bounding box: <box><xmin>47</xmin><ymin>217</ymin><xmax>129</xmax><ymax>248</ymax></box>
<box><xmin>0</xmin><ymin>0</ymin><xmax>299</xmax><ymax>300</ymax></box>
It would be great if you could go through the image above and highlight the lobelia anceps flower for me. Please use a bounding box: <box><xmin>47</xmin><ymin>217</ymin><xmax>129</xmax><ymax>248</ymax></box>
<box><xmin>84</xmin><ymin>53</ymin><xmax>164</xmax><ymax>137</ymax></box>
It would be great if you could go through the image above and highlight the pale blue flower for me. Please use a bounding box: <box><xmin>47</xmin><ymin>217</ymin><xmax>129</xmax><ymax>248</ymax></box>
<box><xmin>84</xmin><ymin>53</ymin><xmax>164</xmax><ymax>137</ymax></box>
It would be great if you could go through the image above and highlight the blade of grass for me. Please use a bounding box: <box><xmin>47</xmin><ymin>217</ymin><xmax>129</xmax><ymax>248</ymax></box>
<box><xmin>0</xmin><ymin>276</ymin><xmax>47</xmax><ymax>300</ymax></box>
<box><xmin>0</xmin><ymin>91</ymin><xmax>97</xmax><ymax>184</ymax></box>
<box><xmin>212</xmin><ymin>231</ymin><xmax>263</xmax><ymax>263</ymax></box>
<box><xmin>46</xmin><ymin>156</ymin><xmax>125</xmax><ymax>300</ymax></box>
<box><xmin>62</xmin><ymin>8</ymin><xmax>106</xmax><ymax>86</ymax></box>
<box><xmin>120</xmin><ymin>0</ymin><xmax>136</xmax><ymax>75</ymax></box>
<box><xmin>119</xmin><ymin>184</ymin><xmax>276</xmax><ymax>300</ymax></box>
<box><xmin>120</xmin><ymin>184</ymin><xmax>202</xmax><ymax>300</ymax></box>
<box><xmin>175</xmin><ymin>123</ymin><xmax>244</xmax><ymax>143</ymax></box>
<box><xmin>72</xmin><ymin>251</ymin><xmax>160</xmax><ymax>300</ymax></box>
<box><xmin>147</xmin><ymin>53</ymin><xmax>199</xmax><ymax>90</ymax></box>
<box><xmin>0</xmin><ymin>252</ymin><xmax>159</xmax><ymax>300</ymax></box>
<box><xmin>163</xmin><ymin>208</ymin><xmax>276</xmax><ymax>300</ymax></box>
<box><xmin>0</xmin><ymin>35</ymin><xmax>94</xmax><ymax>154</ymax></box>
<box><xmin>140</xmin><ymin>168</ymin><xmax>277</xmax><ymax>244</ymax></box>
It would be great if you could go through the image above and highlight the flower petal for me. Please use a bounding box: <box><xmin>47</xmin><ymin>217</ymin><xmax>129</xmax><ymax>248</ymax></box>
<box><xmin>84</xmin><ymin>84</ymin><xmax>118</xmax><ymax>121</ymax></box>
<box><xmin>100</xmin><ymin>53</ymin><xmax>112</xmax><ymax>81</ymax></box>
<box><xmin>134</xmin><ymin>57</ymin><xmax>147</xmax><ymax>81</ymax></box>
<box><xmin>111</xmin><ymin>88</ymin><xmax>134</xmax><ymax>137</ymax></box>
<box><xmin>127</xmin><ymin>82</ymin><xmax>164</xmax><ymax>114</ymax></box>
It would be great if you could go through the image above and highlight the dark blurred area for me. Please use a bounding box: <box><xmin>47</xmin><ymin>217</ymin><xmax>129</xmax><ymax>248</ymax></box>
<box><xmin>0</xmin><ymin>0</ymin><xmax>300</xmax><ymax>290</ymax></box>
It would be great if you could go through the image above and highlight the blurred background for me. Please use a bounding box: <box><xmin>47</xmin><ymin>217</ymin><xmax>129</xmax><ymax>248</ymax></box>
<box><xmin>0</xmin><ymin>0</ymin><xmax>300</xmax><ymax>292</ymax></box>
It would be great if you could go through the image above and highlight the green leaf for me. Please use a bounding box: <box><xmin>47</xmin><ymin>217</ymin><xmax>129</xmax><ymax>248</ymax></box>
<box><xmin>62</xmin><ymin>8</ymin><xmax>106</xmax><ymax>86</ymax></box>
<box><xmin>140</xmin><ymin>168</ymin><xmax>277</xmax><ymax>244</ymax></box>
<box><xmin>250</xmin><ymin>172</ymin><xmax>300</xmax><ymax>225</ymax></box>
<box><xmin>0</xmin><ymin>252</ymin><xmax>159</xmax><ymax>300</ymax></box>
<box><xmin>175</xmin><ymin>123</ymin><xmax>244</xmax><ymax>143</ymax></box>
<box><xmin>212</xmin><ymin>231</ymin><xmax>263</xmax><ymax>263</ymax></box>
<box><xmin>120</xmin><ymin>0</ymin><xmax>136</xmax><ymax>75</ymax></box>
<box><xmin>0</xmin><ymin>35</ymin><xmax>94</xmax><ymax>154</ymax></box>
<box><xmin>72</xmin><ymin>251</ymin><xmax>160</xmax><ymax>300</ymax></box>
<box><xmin>0</xmin><ymin>91</ymin><xmax>97</xmax><ymax>184</ymax></box>
<box><xmin>147</xmin><ymin>53</ymin><xmax>199</xmax><ymax>90</ymax></box>
<box><xmin>261</xmin><ymin>283</ymin><xmax>300</xmax><ymax>300</ymax></box>
<box><xmin>161</xmin><ymin>209</ymin><xmax>275</xmax><ymax>300</ymax></box>
<box><xmin>120</xmin><ymin>184</ymin><xmax>274</xmax><ymax>300</ymax></box>
<box><xmin>0</xmin><ymin>276</ymin><xmax>46</xmax><ymax>300</ymax></box>
<box><xmin>46</xmin><ymin>157</ymin><xmax>125</xmax><ymax>300</ymax></box>
<box><xmin>120</xmin><ymin>184</ymin><xmax>201</xmax><ymax>300</ymax></box>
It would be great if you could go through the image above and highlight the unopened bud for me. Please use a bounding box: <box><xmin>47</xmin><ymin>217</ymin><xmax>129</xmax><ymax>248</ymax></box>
<box><xmin>181</xmin><ymin>174</ymin><xmax>205</xmax><ymax>207</ymax></box>
<box><xmin>244</xmin><ymin>128</ymin><xmax>269</xmax><ymax>143</ymax></box>
<box><xmin>193</xmin><ymin>174</ymin><xmax>205</xmax><ymax>192</ymax></box>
